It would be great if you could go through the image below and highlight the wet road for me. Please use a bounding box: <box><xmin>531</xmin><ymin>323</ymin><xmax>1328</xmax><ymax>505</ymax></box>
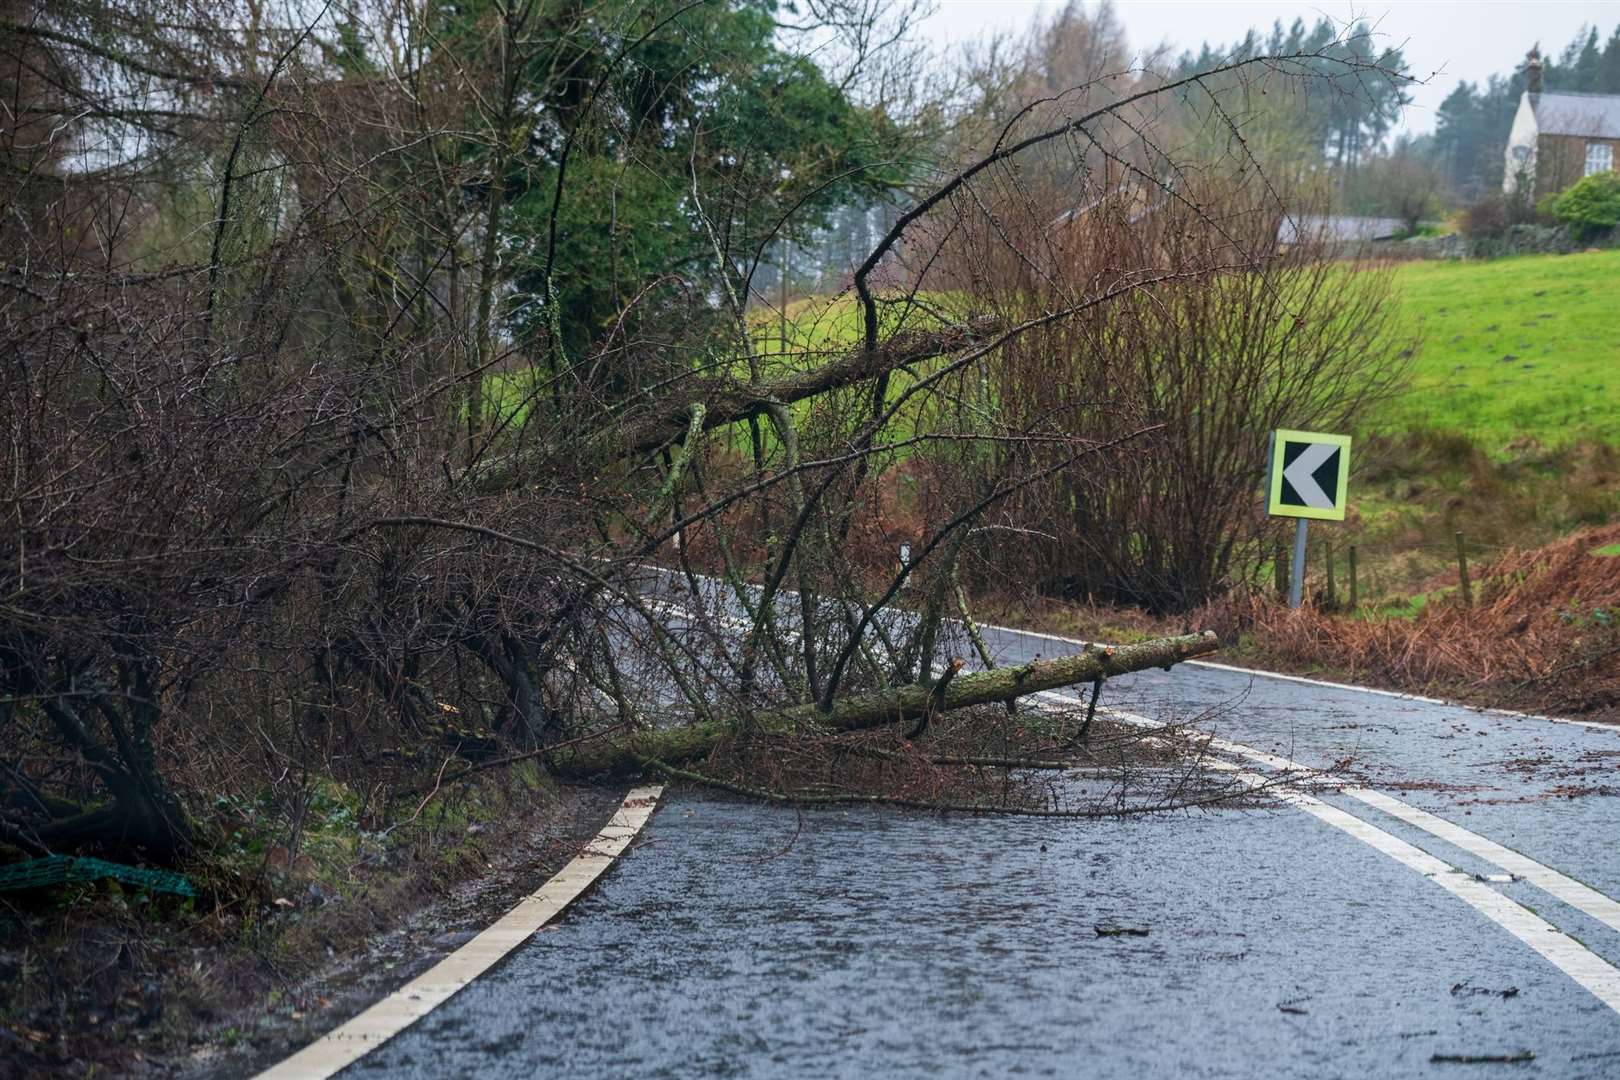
<box><xmin>346</xmin><ymin>611</ymin><xmax>1620</xmax><ymax>1078</ymax></box>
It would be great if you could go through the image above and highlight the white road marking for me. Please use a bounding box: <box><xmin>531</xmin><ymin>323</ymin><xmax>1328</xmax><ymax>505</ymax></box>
<box><xmin>1345</xmin><ymin>788</ymin><xmax>1620</xmax><ymax>938</ymax></box>
<box><xmin>255</xmin><ymin>785</ymin><xmax>664</xmax><ymax>1080</ymax></box>
<box><xmin>1041</xmin><ymin>689</ymin><xmax>1620</xmax><ymax>949</ymax></box>
<box><xmin>1212</xmin><ymin>758</ymin><xmax>1620</xmax><ymax>1016</ymax></box>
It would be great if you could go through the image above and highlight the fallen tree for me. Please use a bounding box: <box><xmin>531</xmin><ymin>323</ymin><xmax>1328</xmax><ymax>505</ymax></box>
<box><xmin>550</xmin><ymin>631</ymin><xmax>1218</xmax><ymax>778</ymax></box>
<box><xmin>2</xmin><ymin>0</ymin><xmax>1407</xmax><ymax>873</ymax></box>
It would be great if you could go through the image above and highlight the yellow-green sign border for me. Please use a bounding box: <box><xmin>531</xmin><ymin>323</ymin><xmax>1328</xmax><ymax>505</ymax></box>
<box><xmin>1267</xmin><ymin>428</ymin><xmax>1352</xmax><ymax>521</ymax></box>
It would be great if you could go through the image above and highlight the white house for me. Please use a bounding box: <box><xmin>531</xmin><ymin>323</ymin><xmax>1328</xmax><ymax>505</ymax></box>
<box><xmin>1503</xmin><ymin>48</ymin><xmax>1620</xmax><ymax>196</ymax></box>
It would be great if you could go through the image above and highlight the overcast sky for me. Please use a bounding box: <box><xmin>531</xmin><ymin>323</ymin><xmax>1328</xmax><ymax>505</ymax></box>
<box><xmin>916</xmin><ymin>1</ymin><xmax>1620</xmax><ymax>134</ymax></box>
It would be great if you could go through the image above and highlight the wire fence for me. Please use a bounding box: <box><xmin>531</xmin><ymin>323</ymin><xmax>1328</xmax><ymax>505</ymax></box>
<box><xmin>1256</xmin><ymin>527</ymin><xmax>1522</xmax><ymax>612</ymax></box>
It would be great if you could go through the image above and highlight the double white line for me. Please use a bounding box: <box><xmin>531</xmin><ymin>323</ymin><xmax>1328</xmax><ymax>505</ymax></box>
<box><xmin>1038</xmin><ymin>687</ymin><xmax>1620</xmax><ymax>1017</ymax></box>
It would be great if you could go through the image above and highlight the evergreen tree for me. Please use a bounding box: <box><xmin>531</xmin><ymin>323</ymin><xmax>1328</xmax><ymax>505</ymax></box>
<box><xmin>1573</xmin><ymin>26</ymin><xmax>1603</xmax><ymax>90</ymax></box>
<box><xmin>1600</xmin><ymin>27</ymin><xmax>1620</xmax><ymax>92</ymax></box>
<box><xmin>1173</xmin><ymin>17</ymin><xmax>1408</xmax><ymax>173</ymax></box>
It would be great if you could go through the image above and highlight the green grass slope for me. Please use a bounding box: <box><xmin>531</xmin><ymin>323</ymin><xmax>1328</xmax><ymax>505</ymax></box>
<box><xmin>747</xmin><ymin>253</ymin><xmax>1620</xmax><ymax>453</ymax></box>
<box><xmin>1377</xmin><ymin>249</ymin><xmax>1620</xmax><ymax>448</ymax></box>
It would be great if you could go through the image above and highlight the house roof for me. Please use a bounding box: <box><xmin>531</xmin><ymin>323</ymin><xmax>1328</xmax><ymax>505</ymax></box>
<box><xmin>1530</xmin><ymin>92</ymin><xmax>1620</xmax><ymax>139</ymax></box>
<box><xmin>1276</xmin><ymin>214</ymin><xmax>1404</xmax><ymax>246</ymax></box>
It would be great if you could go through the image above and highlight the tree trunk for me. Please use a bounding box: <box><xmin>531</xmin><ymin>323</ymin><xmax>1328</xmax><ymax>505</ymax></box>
<box><xmin>550</xmin><ymin>631</ymin><xmax>1217</xmax><ymax>779</ymax></box>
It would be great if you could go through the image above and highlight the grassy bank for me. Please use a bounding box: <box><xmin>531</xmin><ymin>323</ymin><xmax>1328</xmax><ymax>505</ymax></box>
<box><xmin>1374</xmin><ymin>249</ymin><xmax>1620</xmax><ymax>448</ymax></box>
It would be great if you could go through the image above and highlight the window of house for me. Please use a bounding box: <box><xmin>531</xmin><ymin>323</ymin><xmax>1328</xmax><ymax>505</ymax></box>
<box><xmin>1587</xmin><ymin>143</ymin><xmax>1614</xmax><ymax>176</ymax></box>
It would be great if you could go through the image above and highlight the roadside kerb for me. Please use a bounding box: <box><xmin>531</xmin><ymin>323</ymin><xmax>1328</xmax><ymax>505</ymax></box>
<box><xmin>255</xmin><ymin>785</ymin><xmax>664</xmax><ymax>1080</ymax></box>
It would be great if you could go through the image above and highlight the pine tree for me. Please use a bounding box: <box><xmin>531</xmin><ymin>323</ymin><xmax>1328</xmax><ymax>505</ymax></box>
<box><xmin>1600</xmin><ymin>27</ymin><xmax>1620</xmax><ymax>93</ymax></box>
<box><xmin>1574</xmin><ymin>26</ymin><xmax>1603</xmax><ymax>90</ymax></box>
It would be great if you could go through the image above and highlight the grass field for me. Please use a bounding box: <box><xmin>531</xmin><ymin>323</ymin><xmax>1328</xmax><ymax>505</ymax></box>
<box><xmin>750</xmin><ymin>252</ymin><xmax>1620</xmax><ymax>453</ymax></box>
<box><xmin>757</xmin><ymin>252</ymin><xmax>1620</xmax><ymax>453</ymax></box>
<box><xmin>1375</xmin><ymin>249</ymin><xmax>1620</xmax><ymax>448</ymax></box>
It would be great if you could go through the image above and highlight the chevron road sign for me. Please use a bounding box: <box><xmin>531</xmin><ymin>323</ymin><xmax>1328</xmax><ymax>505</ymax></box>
<box><xmin>1268</xmin><ymin>429</ymin><xmax>1352</xmax><ymax>522</ymax></box>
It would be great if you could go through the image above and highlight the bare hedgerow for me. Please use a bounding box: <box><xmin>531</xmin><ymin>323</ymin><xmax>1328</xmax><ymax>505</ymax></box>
<box><xmin>936</xmin><ymin>177</ymin><xmax>1414</xmax><ymax>613</ymax></box>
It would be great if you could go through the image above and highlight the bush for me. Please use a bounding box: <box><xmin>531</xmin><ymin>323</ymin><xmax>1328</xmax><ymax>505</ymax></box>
<box><xmin>934</xmin><ymin>181</ymin><xmax>1415</xmax><ymax>613</ymax></box>
<box><xmin>1550</xmin><ymin>172</ymin><xmax>1620</xmax><ymax>241</ymax></box>
<box><xmin>1461</xmin><ymin>192</ymin><xmax>1538</xmax><ymax>238</ymax></box>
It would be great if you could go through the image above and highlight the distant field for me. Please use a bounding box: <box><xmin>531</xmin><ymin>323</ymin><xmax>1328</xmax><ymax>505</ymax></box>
<box><xmin>753</xmin><ymin>252</ymin><xmax>1620</xmax><ymax>452</ymax></box>
<box><xmin>1375</xmin><ymin>249</ymin><xmax>1620</xmax><ymax>449</ymax></box>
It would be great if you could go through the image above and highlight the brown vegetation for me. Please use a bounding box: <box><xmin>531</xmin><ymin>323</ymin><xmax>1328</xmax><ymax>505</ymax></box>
<box><xmin>1204</xmin><ymin>525</ymin><xmax>1620</xmax><ymax>718</ymax></box>
<box><xmin>920</xmin><ymin>177</ymin><xmax>1412</xmax><ymax>613</ymax></box>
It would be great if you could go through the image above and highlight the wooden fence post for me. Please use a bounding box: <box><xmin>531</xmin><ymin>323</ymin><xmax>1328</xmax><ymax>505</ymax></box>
<box><xmin>1455</xmin><ymin>530</ymin><xmax>1473</xmax><ymax>607</ymax></box>
<box><xmin>1349</xmin><ymin>545</ymin><xmax>1359</xmax><ymax>610</ymax></box>
<box><xmin>1325</xmin><ymin>541</ymin><xmax>1336</xmax><ymax>610</ymax></box>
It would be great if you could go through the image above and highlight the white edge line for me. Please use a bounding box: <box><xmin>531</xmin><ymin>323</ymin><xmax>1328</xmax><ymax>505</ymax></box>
<box><xmin>254</xmin><ymin>784</ymin><xmax>665</xmax><ymax>1080</ymax></box>
<box><xmin>1185</xmin><ymin>657</ymin><xmax>1616</xmax><ymax>730</ymax></box>
<box><xmin>983</xmin><ymin>618</ymin><xmax>1615</xmax><ymax>731</ymax></box>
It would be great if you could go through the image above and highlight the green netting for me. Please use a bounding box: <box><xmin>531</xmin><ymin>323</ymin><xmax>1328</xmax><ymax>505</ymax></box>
<box><xmin>0</xmin><ymin>854</ymin><xmax>195</xmax><ymax>897</ymax></box>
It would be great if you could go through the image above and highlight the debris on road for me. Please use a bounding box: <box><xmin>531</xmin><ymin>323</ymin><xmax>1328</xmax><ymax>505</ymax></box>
<box><xmin>1451</xmin><ymin>981</ymin><xmax>1521</xmax><ymax>999</ymax></box>
<box><xmin>1430</xmin><ymin>1050</ymin><xmax>1535</xmax><ymax>1064</ymax></box>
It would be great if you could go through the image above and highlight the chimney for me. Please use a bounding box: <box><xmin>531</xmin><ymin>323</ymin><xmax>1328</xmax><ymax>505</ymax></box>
<box><xmin>1526</xmin><ymin>46</ymin><xmax>1543</xmax><ymax>95</ymax></box>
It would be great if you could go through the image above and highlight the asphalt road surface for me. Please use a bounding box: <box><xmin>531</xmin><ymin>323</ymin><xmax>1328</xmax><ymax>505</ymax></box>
<box><xmin>341</xmin><ymin>611</ymin><xmax>1620</xmax><ymax>1079</ymax></box>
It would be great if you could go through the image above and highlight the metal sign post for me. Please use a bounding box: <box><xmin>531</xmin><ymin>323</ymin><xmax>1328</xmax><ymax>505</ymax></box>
<box><xmin>1267</xmin><ymin>429</ymin><xmax>1353</xmax><ymax>610</ymax></box>
<box><xmin>1289</xmin><ymin>518</ymin><xmax>1308</xmax><ymax>609</ymax></box>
